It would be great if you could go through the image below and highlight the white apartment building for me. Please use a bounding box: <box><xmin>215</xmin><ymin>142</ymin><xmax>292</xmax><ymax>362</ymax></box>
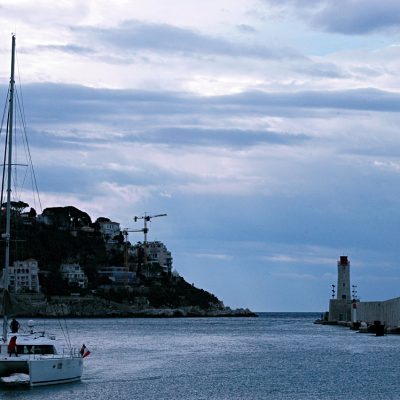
<box><xmin>8</xmin><ymin>259</ymin><xmax>40</xmax><ymax>293</ymax></box>
<box><xmin>98</xmin><ymin>220</ymin><xmax>121</xmax><ymax>243</ymax></box>
<box><xmin>133</xmin><ymin>241</ymin><xmax>173</xmax><ymax>275</ymax></box>
<box><xmin>60</xmin><ymin>263</ymin><xmax>88</xmax><ymax>288</ymax></box>
<box><xmin>97</xmin><ymin>266</ymin><xmax>136</xmax><ymax>285</ymax></box>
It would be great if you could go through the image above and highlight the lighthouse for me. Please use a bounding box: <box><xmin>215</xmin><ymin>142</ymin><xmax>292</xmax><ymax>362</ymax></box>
<box><xmin>337</xmin><ymin>255</ymin><xmax>350</xmax><ymax>300</ymax></box>
<box><xmin>328</xmin><ymin>256</ymin><xmax>352</xmax><ymax>322</ymax></box>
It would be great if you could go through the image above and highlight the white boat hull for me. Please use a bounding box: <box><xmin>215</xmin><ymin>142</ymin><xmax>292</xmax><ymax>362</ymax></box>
<box><xmin>28</xmin><ymin>357</ymin><xmax>83</xmax><ymax>386</ymax></box>
<box><xmin>0</xmin><ymin>356</ymin><xmax>83</xmax><ymax>386</ymax></box>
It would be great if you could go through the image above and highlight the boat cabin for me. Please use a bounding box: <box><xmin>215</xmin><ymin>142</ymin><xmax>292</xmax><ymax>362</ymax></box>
<box><xmin>0</xmin><ymin>342</ymin><xmax>56</xmax><ymax>356</ymax></box>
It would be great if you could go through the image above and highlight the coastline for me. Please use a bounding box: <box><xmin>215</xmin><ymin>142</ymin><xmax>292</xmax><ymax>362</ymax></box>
<box><xmin>2</xmin><ymin>293</ymin><xmax>257</xmax><ymax>318</ymax></box>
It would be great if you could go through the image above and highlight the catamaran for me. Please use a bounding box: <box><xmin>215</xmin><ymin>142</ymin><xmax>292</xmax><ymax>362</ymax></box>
<box><xmin>0</xmin><ymin>35</ymin><xmax>86</xmax><ymax>386</ymax></box>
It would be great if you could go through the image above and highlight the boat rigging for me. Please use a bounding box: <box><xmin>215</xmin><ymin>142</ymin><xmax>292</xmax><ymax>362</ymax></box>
<box><xmin>0</xmin><ymin>34</ymin><xmax>87</xmax><ymax>387</ymax></box>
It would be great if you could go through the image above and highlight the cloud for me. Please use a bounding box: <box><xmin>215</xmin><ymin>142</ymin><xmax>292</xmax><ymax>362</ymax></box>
<box><xmin>264</xmin><ymin>0</ymin><xmax>400</xmax><ymax>35</ymax></box>
<box><xmin>72</xmin><ymin>20</ymin><xmax>301</xmax><ymax>60</ymax></box>
<box><xmin>233</xmin><ymin>88</ymin><xmax>400</xmax><ymax>111</ymax></box>
<box><xmin>15</xmin><ymin>83</ymin><xmax>400</xmax><ymax>135</ymax></box>
<box><xmin>137</xmin><ymin>127</ymin><xmax>308</xmax><ymax>148</ymax></box>
<box><xmin>270</xmin><ymin>271</ymin><xmax>319</xmax><ymax>280</ymax></box>
<box><xmin>237</xmin><ymin>24</ymin><xmax>257</xmax><ymax>34</ymax></box>
<box><xmin>373</xmin><ymin>160</ymin><xmax>400</xmax><ymax>172</ymax></box>
<box><xmin>311</xmin><ymin>0</ymin><xmax>400</xmax><ymax>34</ymax></box>
<box><xmin>193</xmin><ymin>253</ymin><xmax>233</xmax><ymax>261</ymax></box>
<box><xmin>34</xmin><ymin>44</ymin><xmax>96</xmax><ymax>56</ymax></box>
<box><xmin>263</xmin><ymin>254</ymin><xmax>333</xmax><ymax>265</ymax></box>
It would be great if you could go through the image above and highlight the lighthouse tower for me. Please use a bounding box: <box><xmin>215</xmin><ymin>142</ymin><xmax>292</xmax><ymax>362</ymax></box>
<box><xmin>328</xmin><ymin>255</ymin><xmax>352</xmax><ymax>322</ymax></box>
<box><xmin>337</xmin><ymin>255</ymin><xmax>350</xmax><ymax>300</ymax></box>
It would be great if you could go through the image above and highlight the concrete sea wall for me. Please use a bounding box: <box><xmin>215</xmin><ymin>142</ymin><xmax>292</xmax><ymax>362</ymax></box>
<box><xmin>357</xmin><ymin>297</ymin><xmax>400</xmax><ymax>327</ymax></box>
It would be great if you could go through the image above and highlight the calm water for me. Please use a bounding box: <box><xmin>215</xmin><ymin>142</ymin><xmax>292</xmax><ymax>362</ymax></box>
<box><xmin>2</xmin><ymin>313</ymin><xmax>400</xmax><ymax>399</ymax></box>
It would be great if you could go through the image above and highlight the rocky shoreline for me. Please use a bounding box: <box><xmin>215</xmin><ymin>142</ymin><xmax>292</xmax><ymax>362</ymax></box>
<box><xmin>3</xmin><ymin>294</ymin><xmax>257</xmax><ymax>318</ymax></box>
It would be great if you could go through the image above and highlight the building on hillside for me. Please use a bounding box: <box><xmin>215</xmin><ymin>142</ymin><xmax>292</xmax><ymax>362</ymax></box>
<box><xmin>60</xmin><ymin>263</ymin><xmax>88</xmax><ymax>289</ymax></box>
<box><xmin>97</xmin><ymin>266</ymin><xmax>136</xmax><ymax>286</ymax></box>
<box><xmin>131</xmin><ymin>241</ymin><xmax>173</xmax><ymax>277</ymax></box>
<box><xmin>147</xmin><ymin>241</ymin><xmax>173</xmax><ymax>275</ymax></box>
<box><xmin>36</xmin><ymin>213</ymin><xmax>53</xmax><ymax>225</ymax></box>
<box><xmin>8</xmin><ymin>259</ymin><xmax>40</xmax><ymax>294</ymax></box>
<box><xmin>98</xmin><ymin>220</ymin><xmax>121</xmax><ymax>244</ymax></box>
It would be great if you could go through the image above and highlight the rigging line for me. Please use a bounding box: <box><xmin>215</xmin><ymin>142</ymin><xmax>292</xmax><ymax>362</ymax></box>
<box><xmin>14</xmin><ymin>91</ymin><xmax>29</xmax><ymax>198</ymax></box>
<box><xmin>43</xmin><ymin>302</ymin><xmax>47</xmax><ymax>335</ymax></box>
<box><xmin>12</xmin><ymin>90</ymin><xmax>22</xmax><ymax>200</ymax></box>
<box><xmin>15</xmin><ymin>90</ymin><xmax>30</xmax><ymax>202</ymax></box>
<box><xmin>15</xmin><ymin>87</ymin><xmax>43</xmax><ymax>213</ymax></box>
<box><xmin>10</xmin><ymin>90</ymin><xmax>19</xmax><ymax>201</ymax></box>
<box><xmin>0</xmin><ymin>90</ymin><xmax>10</xmax><ymax>229</ymax></box>
<box><xmin>15</xmin><ymin>53</ymin><xmax>34</xmax><ymax>201</ymax></box>
<box><xmin>23</xmin><ymin>126</ymin><xmax>42</xmax><ymax>213</ymax></box>
<box><xmin>58</xmin><ymin>304</ymin><xmax>71</xmax><ymax>349</ymax></box>
<box><xmin>19</xmin><ymin>126</ymin><xmax>36</xmax><ymax>210</ymax></box>
<box><xmin>0</xmin><ymin>87</ymin><xmax>10</xmax><ymax>136</ymax></box>
<box><xmin>0</xmin><ymin>112</ymin><xmax>10</xmax><ymax>216</ymax></box>
<box><xmin>57</xmin><ymin>305</ymin><xmax>70</xmax><ymax>349</ymax></box>
<box><xmin>59</xmin><ymin>305</ymin><xmax>72</xmax><ymax>349</ymax></box>
<box><xmin>63</xmin><ymin>306</ymin><xmax>72</xmax><ymax>349</ymax></box>
<box><xmin>15</xmin><ymin>46</ymin><xmax>41</xmax><ymax>213</ymax></box>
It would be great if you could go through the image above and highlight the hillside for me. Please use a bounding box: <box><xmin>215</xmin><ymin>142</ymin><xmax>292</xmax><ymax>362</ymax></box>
<box><xmin>0</xmin><ymin>205</ymin><xmax>256</xmax><ymax>317</ymax></box>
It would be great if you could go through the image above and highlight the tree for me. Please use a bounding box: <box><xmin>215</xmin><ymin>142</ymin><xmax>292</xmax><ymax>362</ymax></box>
<box><xmin>2</xmin><ymin>200</ymin><xmax>29</xmax><ymax>214</ymax></box>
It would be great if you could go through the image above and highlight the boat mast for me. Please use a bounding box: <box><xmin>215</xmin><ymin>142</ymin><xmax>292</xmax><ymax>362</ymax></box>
<box><xmin>2</xmin><ymin>34</ymin><xmax>16</xmax><ymax>342</ymax></box>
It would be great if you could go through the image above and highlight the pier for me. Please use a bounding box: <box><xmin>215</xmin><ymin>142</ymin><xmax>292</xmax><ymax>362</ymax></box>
<box><xmin>317</xmin><ymin>256</ymin><xmax>400</xmax><ymax>335</ymax></box>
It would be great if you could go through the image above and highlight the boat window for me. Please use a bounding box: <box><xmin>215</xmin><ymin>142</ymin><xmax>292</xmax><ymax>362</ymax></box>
<box><xmin>33</xmin><ymin>345</ymin><xmax>55</xmax><ymax>355</ymax></box>
<box><xmin>16</xmin><ymin>345</ymin><xmax>55</xmax><ymax>355</ymax></box>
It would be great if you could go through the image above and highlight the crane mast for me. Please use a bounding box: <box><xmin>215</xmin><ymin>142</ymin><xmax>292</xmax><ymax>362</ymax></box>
<box><xmin>123</xmin><ymin>212</ymin><xmax>167</xmax><ymax>280</ymax></box>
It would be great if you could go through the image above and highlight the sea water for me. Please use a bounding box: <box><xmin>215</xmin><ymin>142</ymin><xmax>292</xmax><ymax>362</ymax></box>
<box><xmin>1</xmin><ymin>313</ymin><xmax>400</xmax><ymax>399</ymax></box>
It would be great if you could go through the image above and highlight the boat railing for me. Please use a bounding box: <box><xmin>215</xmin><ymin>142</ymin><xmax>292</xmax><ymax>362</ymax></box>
<box><xmin>26</xmin><ymin>348</ymin><xmax>81</xmax><ymax>359</ymax></box>
<box><xmin>61</xmin><ymin>347</ymin><xmax>82</xmax><ymax>358</ymax></box>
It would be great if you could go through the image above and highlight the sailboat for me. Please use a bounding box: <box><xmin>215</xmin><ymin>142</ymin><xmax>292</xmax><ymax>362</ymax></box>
<box><xmin>0</xmin><ymin>35</ymin><xmax>85</xmax><ymax>386</ymax></box>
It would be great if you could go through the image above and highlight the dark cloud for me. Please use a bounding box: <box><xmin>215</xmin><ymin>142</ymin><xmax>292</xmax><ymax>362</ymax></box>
<box><xmin>225</xmin><ymin>88</ymin><xmax>400</xmax><ymax>112</ymax></box>
<box><xmin>2</xmin><ymin>82</ymin><xmax>399</xmax><ymax>162</ymax></box>
<box><xmin>16</xmin><ymin>82</ymin><xmax>400</xmax><ymax>120</ymax></box>
<box><xmin>265</xmin><ymin>0</ymin><xmax>400</xmax><ymax>34</ymax></box>
<box><xmin>237</xmin><ymin>24</ymin><xmax>257</xmax><ymax>34</ymax></box>
<box><xmin>6</xmin><ymin>82</ymin><xmax>400</xmax><ymax>153</ymax></box>
<box><xmin>72</xmin><ymin>20</ymin><xmax>300</xmax><ymax>60</ymax></box>
<box><xmin>34</xmin><ymin>44</ymin><xmax>95</xmax><ymax>56</ymax></box>
<box><xmin>127</xmin><ymin>127</ymin><xmax>309</xmax><ymax>148</ymax></box>
<box><xmin>295</xmin><ymin>62</ymin><xmax>349</xmax><ymax>79</ymax></box>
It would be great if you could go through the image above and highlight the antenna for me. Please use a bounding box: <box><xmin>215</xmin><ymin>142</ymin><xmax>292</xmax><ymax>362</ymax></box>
<box><xmin>331</xmin><ymin>284</ymin><xmax>336</xmax><ymax>299</ymax></box>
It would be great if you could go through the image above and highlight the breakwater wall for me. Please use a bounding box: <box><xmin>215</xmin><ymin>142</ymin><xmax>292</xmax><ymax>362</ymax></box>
<box><xmin>357</xmin><ymin>297</ymin><xmax>400</xmax><ymax>327</ymax></box>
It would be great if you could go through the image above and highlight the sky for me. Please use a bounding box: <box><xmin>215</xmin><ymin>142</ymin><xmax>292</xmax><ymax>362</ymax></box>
<box><xmin>1</xmin><ymin>0</ymin><xmax>400</xmax><ymax>311</ymax></box>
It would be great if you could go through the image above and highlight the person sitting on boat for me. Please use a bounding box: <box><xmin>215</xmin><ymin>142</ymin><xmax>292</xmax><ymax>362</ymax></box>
<box><xmin>10</xmin><ymin>318</ymin><xmax>20</xmax><ymax>333</ymax></box>
<box><xmin>8</xmin><ymin>336</ymin><xmax>18</xmax><ymax>357</ymax></box>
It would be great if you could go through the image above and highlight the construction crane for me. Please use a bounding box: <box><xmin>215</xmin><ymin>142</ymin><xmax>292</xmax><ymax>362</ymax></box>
<box><xmin>134</xmin><ymin>213</ymin><xmax>167</xmax><ymax>245</ymax></box>
<box><xmin>125</xmin><ymin>213</ymin><xmax>167</xmax><ymax>279</ymax></box>
<box><xmin>122</xmin><ymin>228</ymin><xmax>143</xmax><ymax>282</ymax></box>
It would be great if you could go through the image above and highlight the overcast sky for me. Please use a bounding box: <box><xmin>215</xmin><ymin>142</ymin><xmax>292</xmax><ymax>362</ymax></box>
<box><xmin>1</xmin><ymin>0</ymin><xmax>400</xmax><ymax>311</ymax></box>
